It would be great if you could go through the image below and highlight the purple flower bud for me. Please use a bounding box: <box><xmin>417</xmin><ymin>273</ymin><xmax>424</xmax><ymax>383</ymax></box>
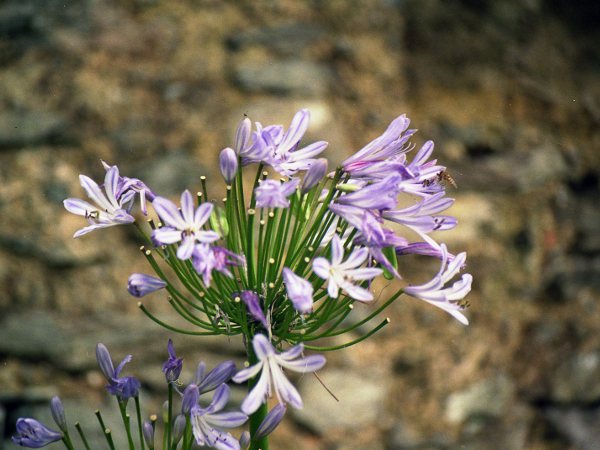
<box><xmin>254</xmin><ymin>178</ymin><xmax>299</xmax><ymax>208</ymax></box>
<box><xmin>255</xmin><ymin>404</ymin><xmax>287</xmax><ymax>440</ymax></box>
<box><xmin>142</xmin><ymin>420</ymin><xmax>154</xmax><ymax>448</ymax></box>
<box><xmin>219</xmin><ymin>147</ymin><xmax>239</xmax><ymax>184</ymax></box>
<box><xmin>50</xmin><ymin>396</ymin><xmax>67</xmax><ymax>432</ymax></box>
<box><xmin>282</xmin><ymin>268</ymin><xmax>313</xmax><ymax>314</ymax></box>
<box><xmin>162</xmin><ymin>339</ymin><xmax>183</xmax><ymax>383</ymax></box>
<box><xmin>95</xmin><ymin>343</ymin><xmax>116</xmax><ymax>381</ymax></box>
<box><xmin>302</xmin><ymin>158</ymin><xmax>328</xmax><ymax>193</ymax></box>
<box><xmin>239</xmin><ymin>291</ymin><xmax>268</xmax><ymax>330</ymax></box>
<box><xmin>12</xmin><ymin>418</ymin><xmax>62</xmax><ymax>448</ymax></box>
<box><xmin>239</xmin><ymin>431</ymin><xmax>251</xmax><ymax>450</ymax></box>
<box><xmin>181</xmin><ymin>384</ymin><xmax>200</xmax><ymax>414</ymax></box>
<box><xmin>127</xmin><ymin>273</ymin><xmax>167</xmax><ymax>298</ymax></box>
<box><xmin>172</xmin><ymin>415</ymin><xmax>186</xmax><ymax>445</ymax></box>
<box><xmin>196</xmin><ymin>360</ymin><xmax>237</xmax><ymax>394</ymax></box>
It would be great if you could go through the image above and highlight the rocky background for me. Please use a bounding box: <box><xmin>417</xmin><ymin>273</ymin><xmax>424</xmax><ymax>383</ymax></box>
<box><xmin>0</xmin><ymin>0</ymin><xmax>599</xmax><ymax>449</ymax></box>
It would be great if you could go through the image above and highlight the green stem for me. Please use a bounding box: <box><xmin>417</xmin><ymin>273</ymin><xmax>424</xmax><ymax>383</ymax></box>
<box><xmin>135</xmin><ymin>396</ymin><xmax>145</xmax><ymax>450</ymax></box>
<box><xmin>118</xmin><ymin>400</ymin><xmax>135</xmax><ymax>450</ymax></box>
<box><xmin>74</xmin><ymin>422</ymin><xmax>91</xmax><ymax>450</ymax></box>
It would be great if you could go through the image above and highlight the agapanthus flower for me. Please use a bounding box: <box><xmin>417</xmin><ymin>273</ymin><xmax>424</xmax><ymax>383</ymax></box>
<box><xmin>152</xmin><ymin>190</ymin><xmax>219</xmax><ymax>260</ymax></box>
<box><xmin>395</xmin><ymin>241</ymin><xmax>457</xmax><ymax>262</ymax></box>
<box><xmin>162</xmin><ymin>338</ymin><xmax>183</xmax><ymax>382</ymax></box>
<box><xmin>336</xmin><ymin>174</ymin><xmax>403</xmax><ymax>211</ymax></box>
<box><xmin>254</xmin><ymin>178</ymin><xmax>299</xmax><ymax>208</ymax></box>
<box><xmin>233</xmin><ymin>334</ymin><xmax>326</xmax><ymax>414</ymax></box>
<box><xmin>192</xmin><ymin>244</ymin><xmax>245</xmax><ymax>287</ymax></box>
<box><xmin>253</xmin><ymin>109</ymin><xmax>328</xmax><ymax>176</ymax></box>
<box><xmin>383</xmin><ymin>192</ymin><xmax>456</xmax><ymax>244</ymax></box>
<box><xmin>101</xmin><ymin>160</ymin><xmax>155</xmax><ymax>214</ymax></box>
<box><xmin>282</xmin><ymin>268</ymin><xmax>314</xmax><ymax>313</ymax></box>
<box><xmin>95</xmin><ymin>343</ymin><xmax>141</xmax><ymax>400</ymax></box>
<box><xmin>63</xmin><ymin>166</ymin><xmax>135</xmax><ymax>237</ymax></box>
<box><xmin>183</xmin><ymin>384</ymin><xmax>247</xmax><ymax>450</ymax></box>
<box><xmin>127</xmin><ymin>273</ymin><xmax>167</xmax><ymax>297</ymax></box>
<box><xmin>12</xmin><ymin>418</ymin><xmax>62</xmax><ymax>448</ymax></box>
<box><xmin>342</xmin><ymin>114</ymin><xmax>415</xmax><ymax>176</ymax></box>
<box><xmin>313</xmin><ymin>234</ymin><xmax>383</xmax><ymax>302</ymax></box>
<box><xmin>403</xmin><ymin>244</ymin><xmax>472</xmax><ymax>325</ymax></box>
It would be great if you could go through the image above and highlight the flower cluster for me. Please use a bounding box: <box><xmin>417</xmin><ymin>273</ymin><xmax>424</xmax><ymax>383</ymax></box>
<box><xmin>51</xmin><ymin>109</ymin><xmax>474</xmax><ymax>447</ymax></box>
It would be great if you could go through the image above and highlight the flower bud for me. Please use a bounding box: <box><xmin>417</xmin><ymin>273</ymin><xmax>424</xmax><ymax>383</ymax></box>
<box><xmin>95</xmin><ymin>343</ymin><xmax>115</xmax><ymax>381</ymax></box>
<box><xmin>50</xmin><ymin>396</ymin><xmax>67</xmax><ymax>432</ymax></box>
<box><xmin>142</xmin><ymin>420</ymin><xmax>154</xmax><ymax>449</ymax></box>
<box><xmin>302</xmin><ymin>158</ymin><xmax>328</xmax><ymax>193</ymax></box>
<box><xmin>219</xmin><ymin>147</ymin><xmax>238</xmax><ymax>184</ymax></box>
<box><xmin>235</xmin><ymin>117</ymin><xmax>252</xmax><ymax>153</ymax></box>
<box><xmin>255</xmin><ymin>404</ymin><xmax>286</xmax><ymax>440</ymax></box>
<box><xmin>239</xmin><ymin>431</ymin><xmax>251</xmax><ymax>450</ymax></box>
<box><xmin>127</xmin><ymin>273</ymin><xmax>167</xmax><ymax>298</ymax></box>
<box><xmin>172</xmin><ymin>415</ymin><xmax>186</xmax><ymax>445</ymax></box>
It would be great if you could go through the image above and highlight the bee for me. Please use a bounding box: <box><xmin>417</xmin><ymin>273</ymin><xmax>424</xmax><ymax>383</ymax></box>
<box><xmin>438</xmin><ymin>170</ymin><xmax>458</xmax><ymax>189</ymax></box>
<box><xmin>422</xmin><ymin>170</ymin><xmax>458</xmax><ymax>189</ymax></box>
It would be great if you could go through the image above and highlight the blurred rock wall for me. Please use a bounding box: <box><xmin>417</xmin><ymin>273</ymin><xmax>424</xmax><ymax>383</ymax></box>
<box><xmin>0</xmin><ymin>0</ymin><xmax>599</xmax><ymax>449</ymax></box>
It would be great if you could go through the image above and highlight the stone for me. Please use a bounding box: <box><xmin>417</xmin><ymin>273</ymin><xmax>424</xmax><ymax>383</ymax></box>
<box><xmin>0</xmin><ymin>110</ymin><xmax>68</xmax><ymax>149</ymax></box>
<box><xmin>292</xmin><ymin>369</ymin><xmax>387</xmax><ymax>434</ymax></box>
<box><xmin>545</xmin><ymin>406</ymin><xmax>600</xmax><ymax>450</ymax></box>
<box><xmin>227</xmin><ymin>23</ymin><xmax>326</xmax><ymax>55</ymax></box>
<box><xmin>445</xmin><ymin>375</ymin><xmax>515</xmax><ymax>424</ymax></box>
<box><xmin>550</xmin><ymin>351</ymin><xmax>600</xmax><ymax>403</ymax></box>
<box><xmin>233</xmin><ymin>59</ymin><xmax>331</xmax><ymax>96</ymax></box>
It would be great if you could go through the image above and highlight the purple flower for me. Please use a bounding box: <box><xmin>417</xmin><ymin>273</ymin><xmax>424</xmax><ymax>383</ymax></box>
<box><xmin>282</xmin><ymin>268</ymin><xmax>314</xmax><ymax>314</ymax></box>
<box><xmin>186</xmin><ymin>384</ymin><xmax>248</xmax><ymax>450</ymax></box>
<box><xmin>63</xmin><ymin>166</ymin><xmax>135</xmax><ymax>237</ymax></box>
<box><xmin>219</xmin><ymin>147</ymin><xmax>239</xmax><ymax>184</ymax></box>
<box><xmin>127</xmin><ymin>273</ymin><xmax>167</xmax><ymax>297</ymax></box>
<box><xmin>395</xmin><ymin>241</ymin><xmax>457</xmax><ymax>262</ymax></box>
<box><xmin>162</xmin><ymin>339</ymin><xmax>183</xmax><ymax>382</ymax></box>
<box><xmin>336</xmin><ymin>174</ymin><xmax>403</xmax><ymax>211</ymax></box>
<box><xmin>312</xmin><ymin>234</ymin><xmax>382</xmax><ymax>302</ymax></box>
<box><xmin>12</xmin><ymin>418</ymin><xmax>62</xmax><ymax>448</ymax></box>
<box><xmin>238</xmin><ymin>291</ymin><xmax>268</xmax><ymax>330</ymax></box>
<box><xmin>233</xmin><ymin>334</ymin><xmax>326</xmax><ymax>414</ymax></box>
<box><xmin>192</xmin><ymin>244</ymin><xmax>245</xmax><ymax>287</ymax></box>
<box><xmin>254</xmin><ymin>178</ymin><xmax>299</xmax><ymax>208</ymax></box>
<box><xmin>257</xmin><ymin>109</ymin><xmax>328</xmax><ymax>176</ymax></box>
<box><xmin>382</xmin><ymin>192</ymin><xmax>456</xmax><ymax>244</ymax></box>
<box><xmin>50</xmin><ymin>396</ymin><xmax>67</xmax><ymax>432</ymax></box>
<box><xmin>152</xmin><ymin>191</ymin><xmax>219</xmax><ymax>260</ymax></box>
<box><xmin>95</xmin><ymin>343</ymin><xmax>141</xmax><ymax>400</ymax></box>
<box><xmin>342</xmin><ymin>114</ymin><xmax>415</xmax><ymax>176</ymax></box>
<box><xmin>403</xmin><ymin>244</ymin><xmax>472</xmax><ymax>325</ymax></box>
<box><xmin>101</xmin><ymin>160</ymin><xmax>155</xmax><ymax>215</ymax></box>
